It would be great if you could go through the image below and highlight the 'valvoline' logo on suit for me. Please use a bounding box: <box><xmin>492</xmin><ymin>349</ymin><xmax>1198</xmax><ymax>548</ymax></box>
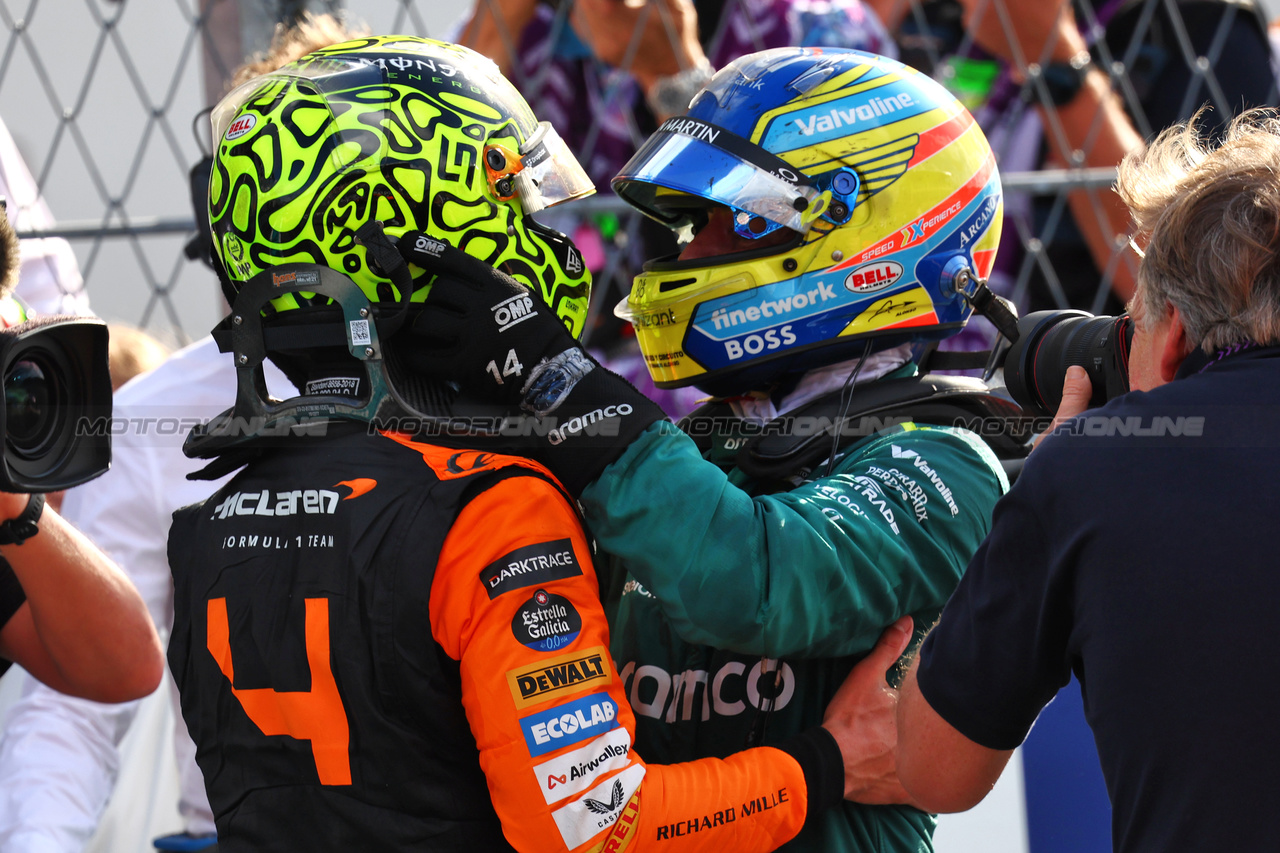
<box><xmin>520</xmin><ymin>692</ymin><xmax>620</xmax><ymax>757</ymax></box>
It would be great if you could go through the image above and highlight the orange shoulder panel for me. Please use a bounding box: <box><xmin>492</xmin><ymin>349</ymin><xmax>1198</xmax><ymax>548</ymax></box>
<box><xmin>429</xmin><ymin>475</ymin><xmax>808</xmax><ymax>853</ymax></box>
<box><xmin>379</xmin><ymin>431</ymin><xmax>565</xmax><ymax>485</ymax></box>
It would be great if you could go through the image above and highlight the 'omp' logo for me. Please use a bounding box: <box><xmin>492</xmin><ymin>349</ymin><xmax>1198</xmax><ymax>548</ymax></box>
<box><xmin>844</xmin><ymin>261</ymin><xmax>903</xmax><ymax>294</ymax></box>
<box><xmin>226</xmin><ymin>114</ymin><xmax>256</xmax><ymax>140</ymax></box>
<box><xmin>492</xmin><ymin>293</ymin><xmax>536</xmax><ymax>332</ymax></box>
<box><xmin>507</xmin><ymin>645</ymin><xmax>612</xmax><ymax>709</ymax></box>
<box><xmin>520</xmin><ymin>691</ymin><xmax>620</xmax><ymax>757</ymax></box>
<box><xmin>414</xmin><ymin>234</ymin><xmax>447</xmax><ymax>256</ymax></box>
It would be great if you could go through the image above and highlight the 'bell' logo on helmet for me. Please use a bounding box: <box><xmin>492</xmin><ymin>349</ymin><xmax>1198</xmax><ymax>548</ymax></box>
<box><xmin>844</xmin><ymin>261</ymin><xmax>903</xmax><ymax>295</ymax></box>
<box><xmin>226</xmin><ymin>114</ymin><xmax>256</xmax><ymax>141</ymax></box>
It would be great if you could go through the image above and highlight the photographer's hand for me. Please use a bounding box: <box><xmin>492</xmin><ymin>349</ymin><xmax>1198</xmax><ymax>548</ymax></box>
<box><xmin>1034</xmin><ymin>365</ymin><xmax>1093</xmax><ymax>449</ymax></box>
<box><xmin>821</xmin><ymin>616</ymin><xmax>922</xmax><ymax>805</ymax></box>
<box><xmin>0</xmin><ymin>492</ymin><xmax>164</xmax><ymax>702</ymax></box>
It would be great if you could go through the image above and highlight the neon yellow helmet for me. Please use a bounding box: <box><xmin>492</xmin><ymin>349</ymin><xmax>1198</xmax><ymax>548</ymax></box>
<box><xmin>612</xmin><ymin>47</ymin><xmax>1002</xmax><ymax>394</ymax></box>
<box><xmin>208</xmin><ymin>35</ymin><xmax>595</xmax><ymax>336</ymax></box>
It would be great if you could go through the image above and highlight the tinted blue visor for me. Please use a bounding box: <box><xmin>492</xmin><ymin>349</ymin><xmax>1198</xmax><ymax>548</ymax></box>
<box><xmin>612</xmin><ymin>117</ymin><xmax>827</xmax><ymax>235</ymax></box>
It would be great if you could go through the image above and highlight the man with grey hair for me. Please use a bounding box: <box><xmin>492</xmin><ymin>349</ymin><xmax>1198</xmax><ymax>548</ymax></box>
<box><xmin>836</xmin><ymin>106</ymin><xmax>1280</xmax><ymax>853</ymax></box>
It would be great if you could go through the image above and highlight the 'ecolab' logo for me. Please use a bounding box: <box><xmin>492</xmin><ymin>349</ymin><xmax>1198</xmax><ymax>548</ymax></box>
<box><xmin>226</xmin><ymin>115</ymin><xmax>256</xmax><ymax>140</ymax></box>
<box><xmin>844</xmin><ymin>261</ymin><xmax>904</xmax><ymax>294</ymax></box>
<box><xmin>521</xmin><ymin>692</ymin><xmax>620</xmax><ymax>757</ymax></box>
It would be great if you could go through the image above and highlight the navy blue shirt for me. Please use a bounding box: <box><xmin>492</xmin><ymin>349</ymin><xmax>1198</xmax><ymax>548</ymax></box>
<box><xmin>917</xmin><ymin>345</ymin><xmax>1280</xmax><ymax>853</ymax></box>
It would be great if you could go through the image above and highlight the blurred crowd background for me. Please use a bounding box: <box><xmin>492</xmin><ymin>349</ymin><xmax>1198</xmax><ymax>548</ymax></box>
<box><xmin>1</xmin><ymin>0</ymin><xmax>1277</xmax><ymax>850</ymax></box>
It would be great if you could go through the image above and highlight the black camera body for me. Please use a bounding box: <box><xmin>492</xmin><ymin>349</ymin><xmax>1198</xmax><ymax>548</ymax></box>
<box><xmin>1003</xmin><ymin>310</ymin><xmax>1134</xmax><ymax>418</ymax></box>
<box><xmin>0</xmin><ymin>316</ymin><xmax>112</xmax><ymax>492</ymax></box>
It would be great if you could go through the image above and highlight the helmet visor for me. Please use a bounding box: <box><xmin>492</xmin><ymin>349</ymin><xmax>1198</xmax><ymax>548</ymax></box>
<box><xmin>512</xmin><ymin>122</ymin><xmax>596</xmax><ymax>213</ymax></box>
<box><xmin>613</xmin><ymin>117</ymin><xmax>826</xmax><ymax>234</ymax></box>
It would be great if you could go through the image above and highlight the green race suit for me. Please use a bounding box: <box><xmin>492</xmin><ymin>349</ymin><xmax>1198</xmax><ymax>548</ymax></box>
<box><xmin>581</xmin><ymin>410</ymin><xmax>1007</xmax><ymax>852</ymax></box>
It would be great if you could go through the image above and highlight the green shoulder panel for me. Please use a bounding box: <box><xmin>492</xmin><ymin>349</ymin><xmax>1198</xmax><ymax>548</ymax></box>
<box><xmin>582</xmin><ymin>420</ymin><xmax>1006</xmax><ymax>658</ymax></box>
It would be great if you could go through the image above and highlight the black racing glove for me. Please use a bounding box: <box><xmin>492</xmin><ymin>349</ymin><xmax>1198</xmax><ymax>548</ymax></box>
<box><xmin>400</xmin><ymin>231</ymin><xmax>666</xmax><ymax>496</ymax></box>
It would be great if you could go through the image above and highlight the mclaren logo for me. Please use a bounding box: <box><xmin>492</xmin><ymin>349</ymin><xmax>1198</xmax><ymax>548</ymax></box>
<box><xmin>447</xmin><ymin>451</ymin><xmax>493</xmax><ymax>475</ymax></box>
<box><xmin>335</xmin><ymin>478</ymin><xmax>377</xmax><ymax>500</ymax></box>
<box><xmin>211</xmin><ymin>488</ymin><xmax>340</xmax><ymax>519</ymax></box>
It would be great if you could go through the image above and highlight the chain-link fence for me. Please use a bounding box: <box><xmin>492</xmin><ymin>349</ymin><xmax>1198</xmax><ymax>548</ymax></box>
<box><xmin>2</xmin><ymin>0</ymin><xmax>1277</xmax><ymax>349</ymax></box>
<box><xmin>0</xmin><ymin>4</ymin><xmax>1274</xmax><ymax>852</ymax></box>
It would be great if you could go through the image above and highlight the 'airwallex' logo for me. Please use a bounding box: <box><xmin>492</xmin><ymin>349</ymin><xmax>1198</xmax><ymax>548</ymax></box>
<box><xmin>533</xmin><ymin>728</ymin><xmax>632</xmax><ymax>803</ymax></box>
<box><xmin>520</xmin><ymin>691</ymin><xmax>620</xmax><ymax>757</ymax></box>
<box><xmin>481</xmin><ymin>538</ymin><xmax>583</xmax><ymax>600</ymax></box>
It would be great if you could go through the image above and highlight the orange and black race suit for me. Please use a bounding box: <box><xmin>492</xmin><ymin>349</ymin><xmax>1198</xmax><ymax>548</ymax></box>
<box><xmin>167</xmin><ymin>426</ymin><xmax>837</xmax><ymax>852</ymax></box>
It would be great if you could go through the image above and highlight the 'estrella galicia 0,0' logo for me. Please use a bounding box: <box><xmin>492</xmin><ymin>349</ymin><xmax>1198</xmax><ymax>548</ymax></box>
<box><xmin>512</xmin><ymin>589</ymin><xmax>582</xmax><ymax>651</ymax></box>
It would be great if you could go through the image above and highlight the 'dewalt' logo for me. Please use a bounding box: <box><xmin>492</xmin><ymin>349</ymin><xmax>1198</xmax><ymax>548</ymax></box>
<box><xmin>506</xmin><ymin>645</ymin><xmax>612</xmax><ymax>710</ymax></box>
<box><xmin>844</xmin><ymin>261</ymin><xmax>903</xmax><ymax>295</ymax></box>
<box><xmin>512</xmin><ymin>589</ymin><xmax>582</xmax><ymax>652</ymax></box>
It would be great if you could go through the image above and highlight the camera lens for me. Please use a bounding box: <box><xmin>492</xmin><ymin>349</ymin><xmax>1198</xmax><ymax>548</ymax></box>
<box><xmin>6</xmin><ymin>354</ymin><xmax>63</xmax><ymax>460</ymax></box>
<box><xmin>1004</xmin><ymin>310</ymin><xmax>1133</xmax><ymax>418</ymax></box>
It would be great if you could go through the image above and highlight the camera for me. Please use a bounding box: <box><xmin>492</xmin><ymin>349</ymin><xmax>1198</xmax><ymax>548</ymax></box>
<box><xmin>1003</xmin><ymin>310</ymin><xmax>1134</xmax><ymax>418</ymax></box>
<box><xmin>0</xmin><ymin>317</ymin><xmax>112</xmax><ymax>492</ymax></box>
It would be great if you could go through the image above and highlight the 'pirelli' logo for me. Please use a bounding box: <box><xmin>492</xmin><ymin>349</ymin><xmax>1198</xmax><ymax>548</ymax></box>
<box><xmin>506</xmin><ymin>645</ymin><xmax>612</xmax><ymax>710</ymax></box>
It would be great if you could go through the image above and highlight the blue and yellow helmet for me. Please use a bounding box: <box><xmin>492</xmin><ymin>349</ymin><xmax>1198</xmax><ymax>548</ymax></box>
<box><xmin>612</xmin><ymin>47</ymin><xmax>1002</xmax><ymax>393</ymax></box>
